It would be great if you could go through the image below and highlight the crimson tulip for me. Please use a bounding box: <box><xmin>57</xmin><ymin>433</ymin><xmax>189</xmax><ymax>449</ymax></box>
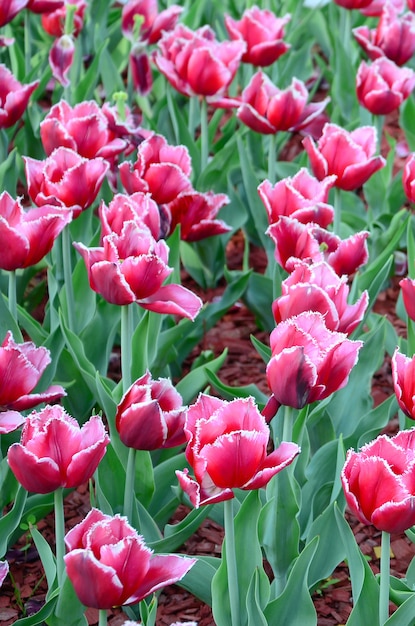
<box><xmin>129</xmin><ymin>46</ymin><xmax>153</xmax><ymax>96</ymax></box>
<box><xmin>341</xmin><ymin>429</ymin><xmax>415</xmax><ymax>533</ymax></box>
<box><xmin>0</xmin><ymin>0</ymin><xmax>28</xmax><ymax>26</ymax></box>
<box><xmin>153</xmin><ymin>24</ymin><xmax>245</xmax><ymax>106</ymax></box>
<box><xmin>121</xmin><ymin>0</ymin><xmax>183</xmax><ymax>44</ymax></box>
<box><xmin>116</xmin><ymin>371</ymin><xmax>186</xmax><ymax>450</ymax></box>
<box><xmin>165</xmin><ymin>190</ymin><xmax>231</xmax><ymax>241</ymax></box>
<box><xmin>74</xmin><ymin>221</ymin><xmax>202</xmax><ymax>318</ymax></box>
<box><xmin>356</xmin><ymin>58</ymin><xmax>415</xmax><ymax>115</ymax></box>
<box><xmin>27</xmin><ymin>0</ymin><xmax>63</xmax><ymax>13</ymax></box>
<box><xmin>399</xmin><ymin>277</ymin><xmax>415</xmax><ymax>321</ymax></box>
<box><xmin>41</xmin><ymin>0</ymin><xmax>86</xmax><ymax>37</ymax></box>
<box><xmin>303</xmin><ymin>123</ymin><xmax>386</xmax><ymax>191</ymax></box>
<box><xmin>224</xmin><ymin>6</ymin><xmax>291</xmax><ymax>67</ymax></box>
<box><xmin>24</xmin><ymin>147</ymin><xmax>109</xmax><ymax>218</ymax></box>
<box><xmin>0</xmin><ymin>64</ymin><xmax>39</xmax><ymax>129</ymax></box>
<box><xmin>258</xmin><ymin>168</ymin><xmax>336</xmax><ymax>228</ymax></box>
<box><xmin>273</xmin><ymin>260</ymin><xmax>368</xmax><ymax>335</ymax></box>
<box><xmin>8</xmin><ymin>405</ymin><xmax>109</xmax><ymax>493</ymax></box>
<box><xmin>333</xmin><ymin>0</ymin><xmax>373</xmax><ymax>8</ymax></box>
<box><xmin>0</xmin><ymin>191</ymin><xmax>71</xmax><ymax>270</ymax></box>
<box><xmin>99</xmin><ymin>192</ymin><xmax>162</xmax><ymax>241</ymax></box>
<box><xmin>64</xmin><ymin>508</ymin><xmax>195</xmax><ymax>609</ymax></box>
<box><xmin>265</xmin><ymin>312</ymin><xmax>363</xmax><ymax>414</ymax></box>
<box><xmin>402</xmin><ymin>153</ymin><xmax>415</xmax><ymax>202</ymax></box>
<box><xmin>0</xmin><ymin>561</ymin><xmax>8</xmax><ymax>588</ymax></box>
<box><xmin>237</xmin><ymin>71</ymin><xmax>329</xmax><ymax>135</ymax></box>
<box><xmin>392</xmin><ymin>348</ymin><xmax>415</xmax><ymax>419</ymax></box>
<box><xmin>40</xmin><ymin>100</ymin><xmax>128</xmax><ymax>161</ymax></box>
<box><xmin>353</xmin><ymin>5</ymin><xmax>415</xmax><ymax>66</ymax></box>
<box><xmin>119</xmin><ymin>134</ymin><xmax>192</xmax><ymax>205</ymax></box>
<box><xmin>176</xmin><ymin>395</ymin><xmax>300</xmax><ymax>508</ymax></box>
<box><xmin>0</xmin><ymin>331</ymin><xmax>66</xmax><ymax>434</ymax></box>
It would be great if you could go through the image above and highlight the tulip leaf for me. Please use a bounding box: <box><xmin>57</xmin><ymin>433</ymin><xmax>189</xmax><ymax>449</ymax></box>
<box><xmin>149</xmin><ymin>505</ymin><xmax>213</xmax><ymax>554</ymax></box>
<box><xmin>263</xmin><ymin>537</ymin><xmax>319</xmax><ymax>626</ymax></box>
<box><xmin>389</xmin><ymin>575</ymin><xmax>415</xmax><ymax>608</ymax></box>
<box><xmin>0</xmin><ymin>486</ymin><xmax>27</xmax><ymax>557</ymax></box>
<box><xmin>74</xmin><ymin>40</ymin><xmax>108</xmax><ymax>102</ymax></box>
<box><xmin>180</xmin><ymin>236</ymin><xmax>227</xmax><ymax>289</ymax></box>
<box><xmin>246</xmin><ymin>568</ymin><xmax>269</xmax><ymax>626</ymax></box>
<box><xmin>175</xmin><ymin>349</ymin><xmax>228</xmax><ymax>404</ymax></box>
<box><xmin>13</xmin><ymin>596</ymin><xmax>58</xmax><ymax>626</ymax></box>
<box><xmin>205</xmin><ymin>368</ymin><xmax>269</xmax><ymax>405</ymax></box>
<box><xmin>385</xmin><ymin>594</ymin><xmax>415</xmax><ymax>626</ymax></box>
<box><xmin>178</xmin><ymin>555</ymin><xmax>220</xmax><ymax>606</ymax></box>
<box><xmin>95</xmin><ymin>442</ymin><xmax>125</xmax><ymax>515</ymax></box>
<box><xmin>306</xmin><ymin>502</ymin><xmax>347</xmax><ymax>589</ymax></box>
<box><xmin>0</xmin><ymin>147</ymin><xmax>18</xmax><ymax>194</ymax></box>
<box><xmin>29</xmin><ymin>524</ymin><xmax>57</xmax><ymax>594</ymax></box>
<box><xmin>400</xmin><ymin>95</ymin><xmax>415</xmax><ymax>151</ymax></box>
<box><xmin>250</xmin><ymin>334</ymin><xmax>271</xmax><ymax>363</ymax></box>
<box><xmin>47</xmin><ymin>572</ymin><xmax>88</xmax><ymax>626</ymax></box>
<box><xmin>149</xmin><ymin>452</ymin><xmax>186</xmax><ymax>525</ymax></box>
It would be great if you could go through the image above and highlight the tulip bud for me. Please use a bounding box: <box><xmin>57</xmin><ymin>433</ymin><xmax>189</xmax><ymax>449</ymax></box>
<box><xmin>49</xmin><ymin>34</ymin><xmax>75</xmax><ymax>87</ymax></box>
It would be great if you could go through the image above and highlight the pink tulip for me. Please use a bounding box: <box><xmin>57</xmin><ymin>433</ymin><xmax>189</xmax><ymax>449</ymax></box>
<box><xmin>303</xmin><ymin>123</ymin><xmax>386</xmax><ymax>191</ymax></box>
<box><xmin>129</xmin><ymin>46</ymin><xmax>153</xmax><ymax>96</ymax></box>
<box><xmin>265</xmin><ymin>312</ymin><xmax>363</xmax><ymax>414</ymax></box>
<box><xmin>153</xmin><ymin>24</ymin><xmax>245</xmax><ymax>106</ymax></box>
<box><xmin>353</xmin><ymin>5</ymin><xmax>415</xmax><ymax>66</ymax></box>
<box><xmin>399</xmin><ymin>276</ymin><xmax>415</xmax><ymax>321</ymax></box>
<box><xmin>40</xmin><ymin>100</ymin><xmax>128</xmax><ymax>160</ymax></box>
<box><xmin>333</xmin><ymin>0</ymin><xmax>374</xmax><ymax>8</ymax></box>
<box><xmin>49</xmin><ymin>34</ymin><xmax>75</xmax><ymax>87</ymax></box>
<box><xmin>392</xmin><ymin>348</ymin><xmax>415</xmax><ymax>419</ymax></box>
<box><xmin>237</xmin><ymin>71</ymin><xmax>329</xmax><ymax>135</ymax></box>
<box><xmin>165</xmin><ymin>190</ymin><xmax>231</xmax><ymax>241</ymax></box>
<box><xmin>0</xmin><ymin>0</ymin><xmax>28</xmax><ymax>26</ymax></box>
<box><xmin>24</xmin><ymin>147</ymin><xmax>109</xmax><ymax>218</ymax></box>
<box><xmin>224</xmin><ymin>6</ymin><xmax>291</xmax><ymax>67</ymax></box>
<box><xmin>121</xmin><ymin>0</ymin><xmax>183</xmax><ymax>44</ymax></box>
<box><xmin>99</xmin><ymin>192</ymin><xmax>162</xmax><ymax>241</ymax></box>
<box><xmin>0</xmin><ymin>64</ymin><xmax>39</xmax><ymax>129</ymax></box>
<box><xmin>41</xmin><ymin>0</ymin><xmax>86</xmax><ymax>37</ymax></box>
<box><xmin>74</xmin><ymin>221</ymin><xmax>202</xmax><ymax>318</ymax></box>
<box><xmin>116</xmin><ymin>371</ymin><xmax>186</xmax><ymax>450</ymax></box>
<box><xmin>273</xmin><ymin>260</ymin><xmax>368</xmax><ymax>335</ymax></box>
<box><xmin>0</xmin><ymin>191</ymin><xmax>71</xmax><ymax>270</ymax></box>
<box><xmin>402</xmin><ymin>153</ymin><xmax>415</xmax><ymax>202</ymax></box>
<box><xmin>361</xmin><ymin>0</ymin><xmax>405</xmax><ymax>17</ymax></box>
<box><xmin>258</xmin><ymin>168</ymin><xmax>336</xmax><ymax>228</ymax></box>
<box><xmin>176</xmin><ymin>395</ymin><xmax>300</xmax><ymax>508</ymax></box>
<box><xmin>356</xmin><ymin>57</ymin><xmax>415</xmax><ymax>115</ymax></box>
<box><xmin>341</xmin><ymin>428</ymin><xmax>415</xmax><ymax>533</ymax></box>
<box><xmin>102</xmin><ymin>102</ymin><xmax>149</xmax><ymax>157</ymax></box>
<box><xmin>27</xmin><ymin>0</ymin><xmax>63</xmax><ymax>13</ymax></box>
<box><xmin>0</xmin><ymin>331</ymin><xmax>66</xmax><ymax>434</ymax></box>
<box><xmin>119</xmin><ymin>134</ymin><xmax>192</xmax><ymax>205</ymax></box>
<box><xmin>64</xmin><ymin>508</ymin><xmax>195</xmax><ymax>609</ymax></box>
<box><xmin>0</xmin><ymin>561</ymin><xmax>8</xmax><ymax>588</ymax></box>
<box><xmin>8</xmin><ymin>405</ymin><xmax>109</xmax><ymax>493</ymax></box>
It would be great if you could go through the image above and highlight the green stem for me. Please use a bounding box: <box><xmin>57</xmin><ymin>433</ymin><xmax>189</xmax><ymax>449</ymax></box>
<box><xmin>54</xmin><ymin>488</ymin><xmax>65</xmax><ymax>588</ymax></box>
<box><xmin>123</xmin><ymin>447</ymin><xmax>137</xmax><ymax>522</ymax></box>
<box><xmin>408</xmin><ymin>318</ymin><xmax>415</xmax><ymax>357</ymax></box>
<box><xmin>8</xmin><ymin>270</ymin><xmax>17</xmax><ymax>321</ymax></box>
<box><xmin>24</xmin><ymin>12</ymin><xmax>32</xmax><ymax>77</ymax></box>
<box><xmin>373</xmin><ymin>114</ymin><xmax>385</xmax><ymax>154</ymax></box>
<box><xmin>267</xmin><ymin>133</ymin><xmax>277</xmax><ymax>184</ymax></box>
<box><xmin>339</xmin><ymin>6</ymin><xmax>351</xmax><ymax>58</ymax></box>
<box><xmin>121</xmin><ymin>304</ymin><xmax>133</xmax><ymax>393</ymax></box>
<box><xmin>188</xmin><ymin>96</ymin><xmax>197</xmax><ymax>138</ymax></box>
<box><xmin>223</xmin><ymin>499</ymin><xmax>239</xmax><ymax>626</ymax></box>
<box><xmin>200</xmin><ymin>97</ymin><xmax>209</xmax><ymax>172</ymax></box>
<box><xmin>333</xmin><ymin>187</ymin><xmax>342</xmax><ymax>236</ymax></box>
<box><xmin>283</xmin><ymin>405</ymin><xmax>295</xmax><ymax>443</ymax></box>
<box><xmin>62</xmin><ymin>226</ymin><xmax>76</xmax><ymax>332</ymax></box>
<box><xmin>379</xmin><ymin>530</ymin><xmax>390</xmax><ymax>626</ymax></box>
<box><xmin>98</xmin><ymin>609</ymin><xmax>108</xmax><ymax>626</ymax></box>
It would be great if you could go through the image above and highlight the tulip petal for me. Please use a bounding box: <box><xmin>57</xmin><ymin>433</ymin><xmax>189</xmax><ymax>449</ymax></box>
<box><xmin>0</xmin><ymin>410</ymin><xmax>25</xmax><ymax>434</ymax></box>
<box><xmin>245</xmin><ymin>441</ymin><xmax>300</xmax><ymax>489</ymax></box>
<box><xmin>139</xmin><ymin>284</ymin><xmax>203</xmax><ymax>320</ymax></box>
<box><xmin>127</xmin><ymin>554</ymin><xmax>196</xmax><ymax>604</ymax></box>
<box><xmin>64</xmin><ymin>549</ymin><xmax>123</xmax><ymax>609</ymax></box>
<box><xmin>8</xmin><ymin>444</ymin><xmax>62</xmax><ymax>493</ymax></box>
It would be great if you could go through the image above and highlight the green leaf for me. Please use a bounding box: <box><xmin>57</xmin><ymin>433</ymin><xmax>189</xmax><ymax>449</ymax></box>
<box><xmin>175</xmin><ymin>349</ymin><xmax>228</xmax><ymax>404</ymax></box>
<box><xmin>385</xmin><ymin>594</ymin><xmax>415</xmax><ymax>626</ymax></box>
<box><xmin>47</xmin><ymin>572</ymin><xmax>87</xmax><ymax>626</ymax></box>
<box><xmin>205</xmin><ymin>368</ymin><xmax>269</xmax><ymax>404</ymax></box>
<box><xmin>307</xmin><ymin>502</ymin><xmax>346</xmax><ymax>589</ymax></box>
<box><xmin>13</xmin><ymin>596</ymin><xmax>58</xmax><ymax>626</ymax></box>
<box><xmin>0</xmin><ymin>486</ymin><xmax>27</xmax><ymax>557</ymax></box>
<box><xmin>149</xmin><ymin>506</ymin><xmax>212</xmax><ymax>554</ymax></box>
<box><xmin>178</xmin><ymin>555</ymin><xmax>220</xmax><ymax>606</ymax></box>
<box><xmin>246</xmin><ymin>569</ymin><xmax>269</xmax><ymax>626</ymax></box>
<box><xmin>30</xmin><ymin>524</ymin><xmax>56</xmax><ymax>592</ymax></box>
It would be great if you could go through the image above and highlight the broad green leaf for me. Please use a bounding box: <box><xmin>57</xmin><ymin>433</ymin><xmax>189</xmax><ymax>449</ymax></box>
<box><xmin>205</xmin><ymin>368</ymin><xmax>269</xmax><ymax>405</ymax></box>
<box><xmin>149</xmin><ymin>506</ymin><xmax>212</xmax><ymax>554</ymax></box>
<box><xmin>175</xmin><ymin>349</ymin><xmax>227</xmax><ymax>404</ymax></box>
<box><xmin>0</xmin><ymin>486</ymin><xmax>27</xmax><ymax>557</ymax></box>
<box><xmin>178</xmin><ymin>555</ymin><xmax>220</xmax><ymax>606</ymax></box>
<box><xmin>47</xmin><ymin>572</ymin><xmax>87</xmax><ymax>626</ymax></box>
<box><xmin>30</xmin><ymin>524</ymin><xmax>56</xmax><ymax>592</ymax></box>
<box><xmin>13</xmin><ymin>596</ymin><xmax>58</xmax><ymax>626</ymax></box>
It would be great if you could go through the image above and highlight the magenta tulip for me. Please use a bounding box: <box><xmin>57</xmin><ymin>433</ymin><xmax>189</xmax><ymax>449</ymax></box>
<box><xmin>121</xmin><ymin>0</ymin><xmax>183</xmax><ymax>44</ymax></box>
<box><xmin>41</xmin><ymin>0</ymin><xmax>86</xmax><ymax>37</ymax></box>
<box><xmin>119</xmin><ymin>134</ymin><xmax>192</xmax><ymax>205</ymax></box>
<box><xmin>0</xmin><ymin>0</ymin><xmax>28</xmax><ymax>26</ymax></box>
<box><xmin>74</xmin><ymin>221</ymin><xmax>202</xmax><ymax>318</ymax></box>
<box><xmin>265</xmin><ymin>312</ymin><xmax>363</xmax><ymax>414</ymax></box>
<box><xmin>402</xmin><ymin>153</ymin><xmax>415</xmax><ymax>203</ymax></box>
<box><xmin>99</xmin><ymin>192</ymin><xmax>162</xmax><ymax>241</ymax></box>
<box><xmin>342</xmin><ymin>429</ymin><xmax>415</xmax><ymax>533</ymax></box>
<box><xmin>361</xmin><ymin>0</ymin><xmax>405</xmax><ymax>17</ymax></box>
<box><xmin>27</xmin><ymin>0</ymin><xmax>64</xmax><ymax>12</ymax></box>
<box><xmin>392</xmin><ymin>348</ymin><xmax>415</xmax><ymax>419</ymax></box>
<box><xmin>176</xmin><ymin>395</ymin><xmax>300</xmax><ymax>508</ymax></box>
<box><xmin>8</xmin><ymin>405</ymin><xmax>109</xmax><ymax>493</ymax></box>
<box><xmin>0</xmin><ymin>331</ymin><xmax>66</xmax><ymax>434</ymax></box>
<box><xmin>49</xmin><ymin>34</ymin><xmax>75</xmax><ymax>87</ymax></box>
<box><xmin>333</xmin><ymin>0</ymin><xmax>373</xmax><ymax>8</ymax></box>
<box><xmin>116</xmin><ymin>371</ymin><xmax>186</xmax><ymax>449</ymax></box>
<box><xmin>0</xmin><ymin>64</ymin><xmax>39</xmax><ymax>129</ymax></box>
<box><xmin>273</xmin><ymin>260</ymin><xmax>368</xmax><ymax>335</ymax></box>
<box><xmin>399</xmin><ymin>277</ymin><xmax>415</xmax><ymax>321</ymax></box>
<box><xmin>356</xmin><ymin>58</ymin><xmax>415</xmax><ymax>115</ymax></box>
<box><xmin>0</xmin><ymin>561</ymin><xmax>8</xmax><ymax>588</ymax></box>
<box><xmin>166</xmin><ymin>190</ymin><xmax>231</xmax><ymax>241</ymax></box>
<box><xmin>237</xmin><ymin>71</ymin><xmax>329</xmax><ymax>135</ymax></box>
<box><xmin>0</xmin><ymin>191</ymin><xmax>71</xmax><ymax>270</ymax></box>
<box><xmin>353</xmin><ymin>5</ymin><xmax>415</xmax><ymax>66</ymax></box>
<box><xmin>224</xmin><ymin>6</ymin><xmax>291</xmax><ymax>67</ymax></box>
<box><xmin>64</xmin><ymin>508</ymin><xmax>195</xmax><ymax>609</ymax></box>
<box><xmin>303</xmin><ymin>123</ymin><xmax>386</xmax><ymax>190</ymax></box>
<box><xmin>40</xmin><ymin>100</ymin><xmax>128</xmax><ymax>160</ymax></box>
<box><xmin>258</xmin><ymin>168</ymin><xmax>336</xmax><ymax>228</ymax></box>
<box><xmin>24</xmin><ymin>147</ymin><xmax>109</xmax><ymax>218</ymax></box>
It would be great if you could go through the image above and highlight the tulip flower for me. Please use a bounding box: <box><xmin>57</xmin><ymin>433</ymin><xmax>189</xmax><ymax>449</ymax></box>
<box><xmin>303</xmin><ymin>123</ymin><xmax>386</xmax><ymax>191</ymax></box>
<box><xmin>0</xmin><ymin>331</ymin><xmax>66</xmax><ymax>434</ymax></box>
<box><xmin>41</xmin><ymin>0</ymin><xmax>87</xmax><ymax>37</ymax></box>
<box><xmin>119</xmin><ymin>134</ymin><xmax>192</xmax><ymax>205</ymax></box>
<box><xmin>399</xmin><ymin>276</ymin><xmax>415</xmax><ymax>321</ymax></box>
<box><xmin>153</xmin><ymin>24</ymin><xmax>245</xmax><ymax>106</ymax></box>
<box><xmin>165</xmin><ymin>190</ymin><xmax>231</xmax><ymax>241</ymax></box>
<box><xmin>121</xmin><ymin>0</ymin><xmax>183</xmax><ymax>44</ymax></box>
<box><xmin>74</xmin><ymin>220</ymin><xmax>202</xmax><ymax>319</ymax></box>
<box><xmin>402</xmin><ymin>153</ymin><xmax>415</xmax><ymax>203</ymax></box>
<box><xmin>265</xmin><ymin>312</ymin><xmax>363</xmax><ymax>414</ymax></box>
<box><xmin>7</xmin><ymin>405</ymin><xmax>109</xmax><ymax>493</ymax></box>
<box><xmin>64</xmin><ymin>508</ymin><xmax>196</xmax><ymax>609</ymax></box>
<box><xmin>391</xmin><ymin>348</ymin><xmax>415</xmax><ymax>419</ymax></box>
<box><xmin>237</xmin><ymin>71</ymin><xmax>330</xmax><ymax>135</ymax></box>
<box><xmin>0</xmin><ymin>64</ymin><xmax>39</xmax><ymax>129</ymax></box>
<box><xmin>258</xmin><ymin>168</ymin><xmax>336</xmax><ymax>228</ymax></box>
<box><xmin>176</xmin><ymin>395</ymin><xmax>300</xmax><ymax>508</ymax></box>
<box><xmin>273</xmin><ymin>260</ymin><xmax>369</xmax><ymax>335</ymax></box>
<box><xmin>333</xmin><ymin>0</ymin><xmax>373</xmax><ymax>8</ymax></box>
<box><xmin>0</xmin><ymin>561</ymin><xmax>8</xmax><ymax>588</ymax></box>
<box><xmin>0</xmin><ymin>191</ymin><xmax>71</xmax><ymax>270</ymax></box>
<box><xmin>116</xmin><ymin>371</ymin><xmax>186</xmax><ymax>450</ymax></box>
<box><xmin>356</xmin><ymin>58</ymin><xmax>415</xmax><ymax>116</ymax></box>
<box><xmin>353</xmin><ymin>5</ymin><xmax>415</xmax><ymax>66</ymax></box>
<box><xmin>0</xmin><ymin>0</ymin><xmax>28</xmax><ymax>26</ymax></box>
<box><xmin>341</xmin><ymin>428</ymin><xmax>415</xmax><ymax>533</ymax></box>
<box><xmin>24</xmin><ymin>147</ymin><xmax>109</xmax><ymax>218</ymax></box>
<box><xmin>40</xmin><ymin>100</ymin><xmax>128</xmax><ymax>161</ymax></box>
<box><xmin>49</xmin><ymin>34</ymin><xmax>75</xmax><ymax>87</ymax></box>
<box><xmin>99</xmin><ymin>192</ymin><xmax>162</xmax><ymax>241</ymax></box>
<box><xmin>224</xmin><ymin>6</ymin><xmax>291</xmax><ymax>67</ymax></box>
<box><xmin>27</xmin><ymin>0</ymin><xmax>63</xmax><ymax>12</ymax></box>
<box><xmin>361</xmin><ymin>0</ymin><xmax>405</xmax><ymax>17</ymax></box>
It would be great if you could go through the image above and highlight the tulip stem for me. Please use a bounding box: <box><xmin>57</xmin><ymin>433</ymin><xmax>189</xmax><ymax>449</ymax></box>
<box><xmin>283</xmin><ymin>405</ymin><xmax>294</xmax><ymax>443</ymax></box>
<box><xmin>268</xmin><ymin>133</ymin><xmax>277</xmax><ymax>185</ymax></box>
<box><xmin>333</xmin><ymin>187</ymin><xmax>342</xmax><ymax>236</ymax></box>
<box><xmin>8</xmin><ymin>270</ymin><xmax>17</xmax><ymax>321</ymax></box>
<box><xmin>223</xmin><ymin>498</ymin><xmax>240</xmax><ymax>626</ymax></box>
<box><xmin>62</xmin><ymin>227</ymin><xmax>76</xmax><ymax>332</ymax></box>
<box><xmin>123</xmin><ymin>447</ymin><xmax>137</xmax><ymax>523</ymax></box>
<box><xmin>98</xmin><ymin>609</ymin><xmax>108</xmax><ymax>626</ymax></box>
<box><xmin>408</xmin><ymin>318</ymin><xmax>415</xmax><ymax>356</ymax></box>
<box><xmin>200</xmin><ymin>97</ymin><xmax>209</xmax><ymax>172</ymax></box>
<box><xmin>54</xmin><ymin>487</ymin><xmax>65</xmax><ymax>588</ymax></box>
<box><xmin>121</xmin><ymin>304</ymin><xmax>133</xmax><ymax>393</ymax></box>
<box><xmin>379</xmin><ymin>530</ymin><xmax>391</xmax><ymax>625</ymax></box>
<box><xmin>373</xmin><ymin>114</ymin><xmax>385</xmax><ymax>155</ymax></box>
